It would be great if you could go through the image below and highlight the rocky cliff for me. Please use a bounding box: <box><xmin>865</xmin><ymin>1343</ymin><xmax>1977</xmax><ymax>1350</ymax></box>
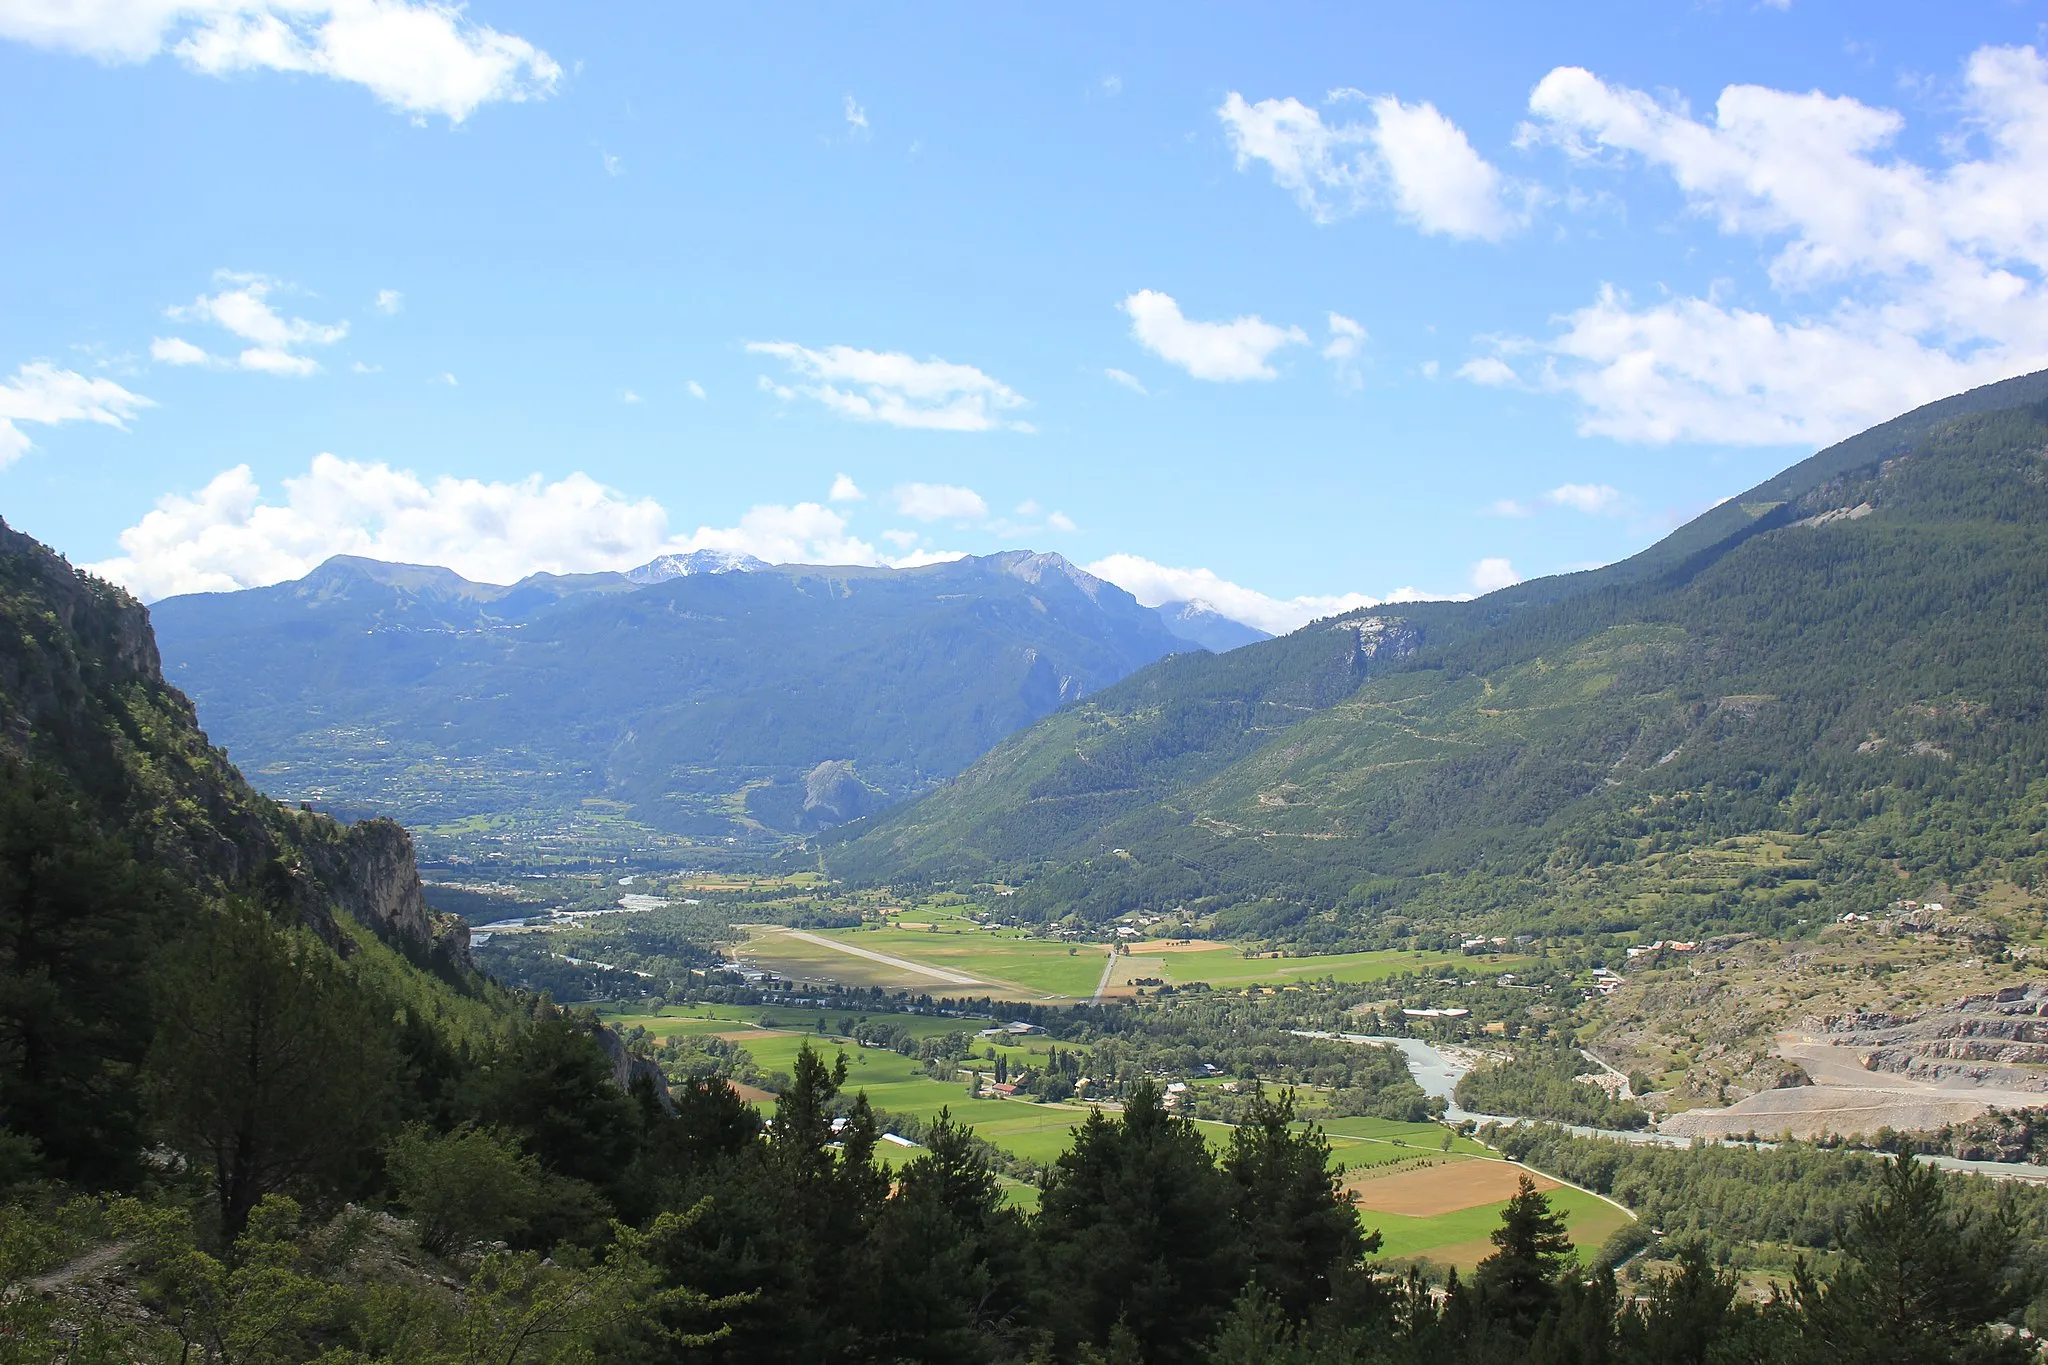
<box><xmin>0</xmin><ymin>515</ymin><xmax>468</xmax><ymax>971</ymax></box>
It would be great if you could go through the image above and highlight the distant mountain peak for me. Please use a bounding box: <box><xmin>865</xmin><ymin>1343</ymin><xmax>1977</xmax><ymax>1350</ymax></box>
<box><xmin>306</xmin><ymin>555</ymin><xmax>497</xmax><ymax>601</ymax></box>
<box><xmin>626</xmin><ymin>549</ymin><xmax>770</xmax><ymax>584</ymax></box>
<box><xmin>987</xmin><ymin>550</ymin><xmax>1106</xmax><ymax>599</ymax></box>
<box><xmin>1154</xmin><ymin>599</ymin><xmax>1271</xmax><ymax>653</ymax></box>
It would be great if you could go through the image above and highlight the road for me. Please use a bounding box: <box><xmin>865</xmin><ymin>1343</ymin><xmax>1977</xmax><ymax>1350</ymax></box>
<box><xmin>1090</xmin><ymin>948</ymin><xmax>1119</xmax><ymax>1004</ymax></box>
<box><xmin>773</xmin><ymin>929</ymin><xmax>987</xmax><ymax>986</ymax></box>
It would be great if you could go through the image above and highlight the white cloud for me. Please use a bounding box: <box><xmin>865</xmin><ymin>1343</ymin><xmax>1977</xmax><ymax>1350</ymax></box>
<box><xmin>1120</xmin><ymin>290</ymin><xmax>1306</xmax><ymax>382</ymax></box>
<box><xmin>621</xmin><ymin>389</ymin><xmax>642</xmax><ymax>404</ymax></box>
<box><xmin>601</xmin><ymin>150</ymin><xmax>621</xmax><ymax>177</ymax></box>
<box><xmin>1457</xmin><ymin>356</ymin><xmax>1519</xmax><ymax>387</ymax></box>
<box><xmin>1324</xmin><ymin>311</ymin><xmax>1367</xmax><ymax>389</ymax></box>
<box><xmin>686</xmin><ymin>380</ymin><xmax>706</xmax><ymax>400</ymax></box>
<box><xmin>440</xmin><ymin>372</ymin><xmax>457</xmax><ymax>385</ymax></box>
<box><xmin>160</xmin><ymin>273</ymin><xmax>346</xmax><ymax>376</ymax></box>
<box><xmin>1486</xmin><ymin>482</ymin><xmax>1625</xmax><ymax>517</ymax></box>
<box><xmin>843</xmin><ymin>94</ymin><xmax>868</xmax><ymax>135</ymax></box>
<box><xmin>150</xmin><ymin>335</ymin><xmax>212</xmax><ymax>366</ymax></box>
<box><xmin>0</xmin><ymin>0</ymin><xmax>561</xmax><ymax>122</ymax></box>
<box><xmin>1323</xmin><ymin>312</ymin><xmax>1367</xmax><ymax>360</ymax></box>
<box><xmin>0</xmin><ymin>361</ymin><xmax>153</xmax><ymax>467</ymax></box>
<box><xmin>893</xmin><ymin>482</ymin><xmax>988</xmax><ymax>522</ymax></box>
<box><xmin>1104</xmin><ymin>367</ymin><xmax>1150</xmax><ymax>395</ymax></box>
<box><xmin>84</xmin><ymin>453</ymin><xmax>891</xmax><ymax>600</ymax></box>
<box><xmin>1098</xmin><ymin>74</ymin><xmax>1121</xmax><ymax>98</ymax></box>
<box><xmin>373</xmin><ymin>288</ymin><xmax>403</xmax><ymax>315</ymax></box>
<box><xmin>1545</xmin><ymin>482</ymin><xmax>1622</xmax><ymax>514</ymax></box>
<box><xmin>829</xmin><ymin>473</ymin><xmax>864</xmax><ymax>502</ymax></box>
<box><xmin>1219</xmin><ymin>89</ymin><xmax>1522</xmax><ymax>239</ymax></box>
<box><xmin>888</xmin><ymin>548</ymin><xmax>969</xmax><ymax>569</ymax></box>
<box><xmin>748</xmin><ymin>341</ymin><xmax>1032</xmax><ymax>431</ymax></box>
<box><xmin>1470</xmin><ymin>557</ymin><xmax>1521</xmax><ymax>593</ymax></box>
<box><xmin>1015</xmin><ymin>499</ymin><xmax>1041</xmax><ymax>516</ymax></box>
<box><xmin>881</xmin><ymin>528</ymin><xmax>919</xmax><ymax>549</ymax></box>
<box><xmin>1491</xmin><ymin>47</ymin><xmax>2048</xmax><ymax>444</ymax></box>
<box><xmin>1047</xmin><ymin>510</ymin><xmax>1078</xmax><ymax>533</ymax></box>
<box><xmin>1087</xmin><ymin>553</ymin><xmax>1396</xmax><ymax>636</ymax></box>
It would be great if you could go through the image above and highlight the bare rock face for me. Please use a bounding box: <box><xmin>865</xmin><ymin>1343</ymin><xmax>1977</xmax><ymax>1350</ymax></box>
<box><xmin>1822</xmin><ymin>984</ymin><xmax>2048</xmax><ymax>1091</ymax></box>
<box><xmin>594</xmin><ymin>1023</ymin><xmax>674</xmax><ymax>1113</ymax></box>
<box><xmin>299</xmin><ymin>816</ymin><xmax>472</xmax><ymax>973</ymax></box>
<box><xmin>0</xmin><ymin>514</ymin><xmax>468</xmax><ymax>975</ymax></box>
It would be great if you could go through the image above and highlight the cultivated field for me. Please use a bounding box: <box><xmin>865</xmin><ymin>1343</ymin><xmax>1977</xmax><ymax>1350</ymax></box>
<box><xmin>1346</xmin><ymin>1157</ymin><xmax>1633</xmax><ymax>1268</ymax></box>
<box><xmin>600</xmin><ymin>1003</ymin><xmax>1629</xmax><ymax>1255</ymax></box>
<box><xmin>736</xmin><ymin>910</ymin><xmax>1525</xmax><ymax>1003</ymax></box>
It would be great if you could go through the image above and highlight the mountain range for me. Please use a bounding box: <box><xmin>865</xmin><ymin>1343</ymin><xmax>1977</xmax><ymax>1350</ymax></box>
<box><xmin>827</xmin><ymin>369</ymin><xmax>2048</xmax><ymax>943</ymax></box>
<box><xmin>148</xmin><ymin>549</ymin><xmax>1249</xmax><ymax>849</ymax></box>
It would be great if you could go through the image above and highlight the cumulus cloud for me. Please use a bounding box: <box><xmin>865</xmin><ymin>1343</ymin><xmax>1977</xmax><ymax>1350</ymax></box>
<box><xmin>155</xmin><ymin>273</ymin><xmax>347</xmax><ymax>376</ymax></box>
<box><xmin>1046</xmin><ymin>511</ymin><xmax>1078</xmax><ymax>533</ymax></box>
<box><xmin>0</xmin><ymin>361</ymin><xmax>153</xmax><ymax>467</ymax></box>
<box><xmin>888</xmin><ymin>548</ymin><xmax>969</xmax><ymax>569</ymax></box>
<box><xmin>1104</xmin><ymin>367</ymin><xmax>1150</xmax><ymax>395</ymax></box>
<box><xmin>748</xmin><ymin>341</ymin><xmax>1032</xmax><ymax>432</ymax></box>
<box><xmin>1470</xmin><ymin>557</ymin><xmax>1521</xmax><ymax>593</ymax></box>
<box><xmin>843</xmin><ymin>94</ymin><xmax>868</xmax><ymax>135</ymax></box>
<box><xmin>829</xmin><ymin>473</ymin><xmax>864</xmax><ymax>502</ymax></box>
<box><xmin>1484</xmin><ymin>46</ymin><xmax>2048</xmax><ymax>444</ymax></box>
<box><xmin>1219</xmin><ymin>89</ymin><xmax>1522</xmax><ymax>239</ymax></box>
<box><xmin>1086</xmin><ymin>553</ymin><xmax>1413</xmax><ymax>636</ymax></box>
<box><xmin>372</xmin><ymin>288</ymin><xmax>403</xmax><ymax>314</ymax></box>
<box><xmin>893</xmin><ymin>482</ymin><xmax>988</xmax><ymax>522</ymax></box>
<box><xmin>0</xmin><ymin>0</ymin><xmax>561</xmax><ymax>122</ymax></box>
<box><xmin>1120</xmin><ymin>290</ymin><xmax>1306</xmax><ymax>382</ymax></box>
<box><xmin>686</xmin><ymin>380</ymin><xmax>706</xmax><ymax>399</ymax></box>
<box><xmin>83</xmin><ymin>454</ymin><xmax>900</xmax><ymax>601</ymax></box>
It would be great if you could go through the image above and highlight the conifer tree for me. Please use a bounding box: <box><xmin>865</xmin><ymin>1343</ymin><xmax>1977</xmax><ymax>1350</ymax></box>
<box><xmin>1473</xmin><ymin>1176</ymin><xmax>1576</xmax><ymax>1338</ymax></box>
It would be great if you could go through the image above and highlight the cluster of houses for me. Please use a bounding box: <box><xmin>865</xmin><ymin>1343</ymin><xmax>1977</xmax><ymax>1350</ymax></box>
<box><xmin>1622</xmin><ymin>939</ymin><xmax>1698</xmax><ymax>960</ymax></box>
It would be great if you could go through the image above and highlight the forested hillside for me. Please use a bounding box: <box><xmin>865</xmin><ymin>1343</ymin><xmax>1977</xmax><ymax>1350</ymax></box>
<box><xmin>150</xmin><ymin>549</ymin><xmax>1191</xmax><ymax>851</ymax></box>
<box><xmin>831</xmin><ymin>371</ymin><xmax>2048</xmax><ymax>942</ymax></box>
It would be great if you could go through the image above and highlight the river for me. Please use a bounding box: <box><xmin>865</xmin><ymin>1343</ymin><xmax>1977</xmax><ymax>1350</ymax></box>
<box><xmin>1301</xmin><ymin>1032</ymin><xmax>2048</xmax><ymax>1183</ymax></box>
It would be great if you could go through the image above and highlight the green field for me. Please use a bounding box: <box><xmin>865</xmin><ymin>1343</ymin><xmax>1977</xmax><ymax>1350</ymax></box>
<box><xmin>741</xmin><ymin>918</ymin><xmax>1112</xmax><ymax>999</ymax></box>
<box><xmin>1367</xmin><ymin>1181</ymin><xmax>1631</xmax><ymax>1268</ymax></box>
<box><xmin>599</xmin><ymin>1003</ymin><xmax>1624</xmax><ymax>1258</ymax></box>
<box><xmin>1130</xmin><ymin>945</ymin><xmax>1520</xmax><ymax>990</ymax></box>
<box><xmin>737</xmin><ymin>909</ymin><xmax>1527</xmax><ymax>1002</ymax></box>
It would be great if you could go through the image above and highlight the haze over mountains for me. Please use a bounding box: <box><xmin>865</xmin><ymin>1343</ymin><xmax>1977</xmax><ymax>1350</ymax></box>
<box><xmin>150</xmin><ymin>548</ymin><xmax>1251</xmax><ymax>846</ymax></box>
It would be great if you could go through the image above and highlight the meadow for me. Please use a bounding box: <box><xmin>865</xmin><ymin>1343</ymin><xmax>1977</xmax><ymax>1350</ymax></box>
<box><xmin>599</xmin><ymin>1002</ymin><xmax>1627</xmax><ymax>1255</ymax></box>
<box><xmin>735</xmin><ymin>908</ymin><xmax>1526</xmax><ymax>1002</ymax></box>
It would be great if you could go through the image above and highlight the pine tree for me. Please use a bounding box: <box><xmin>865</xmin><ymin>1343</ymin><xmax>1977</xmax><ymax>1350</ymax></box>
<box><xmin>1033</xmin><ymin>1079</ymin><xmax>1249</xmax><ymax>1365</ymax></box>
<box><xmin>1793</xmin><ymin>1150</ymin><xmax>2032</xmax><ymax>1364</ymax></box>
<box><xmin>1222</xmin><ymin>1085</ymin><xmax>1381</xmax><ymax>1322</ymax></box>
<box><xmin>0</xmin><ymin>763</ymin><xmax>169</xmax><ymax>1187</ymax></box>
<box><xmin>1472</xmin><ymin>1175</ymin><xmax>1576</xmax><ymax>1338</ymax></box>
<box><xmin>143</xmin><ymin>899</ymin><xmax>400</xmax><ymax>1237</ymax></box>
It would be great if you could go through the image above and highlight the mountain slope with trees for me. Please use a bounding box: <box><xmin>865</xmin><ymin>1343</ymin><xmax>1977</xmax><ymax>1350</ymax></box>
<box><xmin>149</xmin><ymin>549</ymin><xmax>1194</xmax><ymax>846</ymax></box>
<box><xmin>831</xmin><ymin>370</ymin><xmax>2048</xmax><ymax>941</ymax></box>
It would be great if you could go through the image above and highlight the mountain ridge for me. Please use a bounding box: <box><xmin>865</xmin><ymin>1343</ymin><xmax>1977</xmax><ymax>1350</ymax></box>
<box><xmin>148</xmin><ymin>548</ymin><xmax>1207</xmax><ymax>851</ymax></box>
<box><xmin>826</xmin><ymin>372</ymin><xmax>2048</xmax><ymax>945</ymax></box>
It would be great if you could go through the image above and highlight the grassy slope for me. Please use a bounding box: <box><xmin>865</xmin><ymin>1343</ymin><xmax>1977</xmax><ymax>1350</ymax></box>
<box><xmin>830</xmin><ymin>380</ymin><xmax>2048</xmax><ymax>944</ymax></box>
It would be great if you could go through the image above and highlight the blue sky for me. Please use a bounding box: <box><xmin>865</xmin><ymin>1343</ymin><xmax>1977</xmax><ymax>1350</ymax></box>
<box><xmin>4</xmin><ymin>1</ymin><xmax>2047</xmax><ymax>632</ymax></box>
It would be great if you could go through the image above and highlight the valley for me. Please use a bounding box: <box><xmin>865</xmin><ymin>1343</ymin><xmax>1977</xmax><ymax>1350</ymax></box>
<box><xmin>12</xmin><ymin>371</ymin><xmax>2048</xmax><ymax>1357</ymax></box>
